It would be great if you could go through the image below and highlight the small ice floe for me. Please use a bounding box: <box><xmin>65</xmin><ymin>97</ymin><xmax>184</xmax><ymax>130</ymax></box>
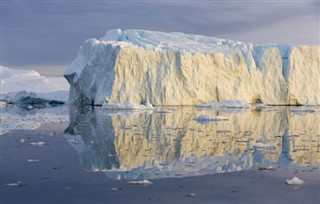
<box><xmin>252</xmin><ymin>142</ymin><xmax>276</xmax><ymax>149</ymax></box>
<box><xmin>194</xmin><ymin>114</ymin><xmax>228</xmax><ymax>122</ymax></box>
<box><xmin>5</xmin><ymin>181</ymin><xmax>22</xmax><ymax>187</ymax></box>
<box><xmin>103</xmin><ymin>102</ymin><xmax>154</xmax><ymax>110</ymax></box>
<box><xmin>254</xmin><ymin>104</ymin><xmax>274</xmax><ymax>111</ymax></box>
<box><xmin>0</xmin><ymin>101</ymin><xmax>7</xmax><ymax>108</ymax></box>
<box><xmin>111</xmin><ymin>187</ymin><xmax>122</xmax><ymax>191</ymax></box>
<box><xmin>30</xmin><ymin>141</ymin><xmax>45</xmax><ymax>146</ymax></box>
<box><xmin>186</xmin><ymin>193</ymin><xmax>196</xmax><ymax>197</ymax></box>
<box><xmin>154</xmin><ymin>108</ymin><xmax>175</xmax><ymax>113</ymax></box>
<box><xmin>285</xmin><ymin>177</ymin><xmax>304</xmax><ymax>186</ymax></box>
<box><xmin>20</xmin><ymin>139</ymin><xmax>25</xmax><ymax>143</ymax></box>
<box><xmin>258</xmin><ymin>166</ymin><xmax>275</xmax><ymax>171</ymax></box>
<box><xmin>196</xmin><ymin>100</ymin><xmax>251</xmax><ymax>108</ymax></box>
<box><xmin>291</xmin><ymin>107</ymin><xmax>318</xmax><ymax>115</ymax></box>
<box><xmin>27</xmin><ymin>159</ymin><xmax>40</xmax><ymax>163</ymax></box>
<box><xmin>127</xmin><ymin>179</ymin><xmax>153</xmax><ymax>185</ymax></box>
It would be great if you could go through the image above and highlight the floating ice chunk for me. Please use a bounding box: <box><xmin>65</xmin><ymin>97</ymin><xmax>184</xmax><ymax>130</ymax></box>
<box><xmin>285</xmin><ymin>177</ymin><xmax>304</xmax><ymax>185</ymax></box>
<box><xmin>27</xmin><ymin>159</ymin><xmax>40</xmax><ymax>163</ymax></box>
<box><xmin>0</xmin><ymin>101</ymin><xmax>7</xmax><ymax>108</ymax></box>
<box><xmin>20</xmin><ymin>139</ymin><xmax>25</xmax><ymax>143</ymax></box>
<box><xmin>5</xmin><ymin>181</ymin><xmax>22</xmax><ymax>187</ymax></box>
<box><xmin>30</xmin><ymin>141</ymin><xmax>45</xmax><ymax>146</ymax></box>
<box><xmin>154</xmin><ymin>108</ymin><xmax>175</xmax><ymax>113</ymax></box>
<box><xmin>111</xmin><ymin>187</ymin><xmax>122</xmax><ymax>191</ymax></box>
<box><xmin>258</xmin><ymin>166</ymin><xmax>275</xmax><ymax>171</ymax></box>
<box><xmin>103</xmin><ymin>102</ymin><xmax>154</xmax><ymax>110</ymax></box>
<box><xmin>252</xmin><ymin>142</ymin><xmax>276</xmax><ymax>149</ymax></box>
<box><xmin>127</xmin><ymin>179</ymin><xmax>153</xmax><ymax>185</ymax></box>
<box><xmin>196</xmin><ymin>100</ymin><xmax>251</xmax><ymax>108</ymax></box>
<box><xmin>291</xmin><ymin>106</ymin><xmax>318</xmax><ymax>115</ymax></box>
<box><xmin>194</xmin><ymin>114</ymin><xmax>228</xmax><ymax>122</ymax></box>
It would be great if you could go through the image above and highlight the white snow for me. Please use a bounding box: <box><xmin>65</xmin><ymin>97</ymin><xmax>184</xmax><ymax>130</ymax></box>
<box><xmin>252</xmin><ymin>142</ymin><xmax>276</xmax><ymax>149</ymax></box>
<box><xmin>64</xmin><ymin>29</ymin><xmax>320</xmax><ymax>106</ymax></box>
<box><xmin>1</xmin><ymin>66</ymin><xmax>69</xmax><ymax>104</ymax></box>
<box><xmin>285</xmin><ymin>177</ymin><xmax>304</xmax><ymax>185</ymax></box>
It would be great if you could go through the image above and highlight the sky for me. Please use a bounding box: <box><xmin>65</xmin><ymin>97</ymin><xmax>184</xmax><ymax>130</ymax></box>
<box><xmin>1</xmin><ymin>0</ymin><xmax>319</xmax><ymax>77</ymax></box>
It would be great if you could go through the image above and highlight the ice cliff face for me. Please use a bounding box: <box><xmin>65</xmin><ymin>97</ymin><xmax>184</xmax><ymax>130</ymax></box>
<box><xmin>64</xmin><ymin>29</ymin><xmax>319</xmax><ymax>106</ymax></box>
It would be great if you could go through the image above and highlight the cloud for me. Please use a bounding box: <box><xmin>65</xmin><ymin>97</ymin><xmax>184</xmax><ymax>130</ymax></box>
<box><xmin>2</xmin><ymin>1</ymin><xmax>319</xmax><ymax>76</ymax></box>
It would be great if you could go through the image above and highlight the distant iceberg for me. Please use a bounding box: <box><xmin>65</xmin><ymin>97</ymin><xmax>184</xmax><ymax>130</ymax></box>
<box><xmin>64</xmin><ymin>29</ymin><xmax>319</xmax><ymax>106</ymax></box>
<box><xmin>1</xmin><ymin>66</ymin><xmax>69</xmax><ymax>106</ymax></box>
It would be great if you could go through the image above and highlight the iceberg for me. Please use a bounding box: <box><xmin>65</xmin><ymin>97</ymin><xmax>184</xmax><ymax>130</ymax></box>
<box><xmin>64</xmin><ymin>29</ymin><xmax>319</xmax><ymax>106</ymax></box>
<box><xmin>1</xmin><ymin>66</ymin><xmax>69</xmax><ymax>105</ymax></box>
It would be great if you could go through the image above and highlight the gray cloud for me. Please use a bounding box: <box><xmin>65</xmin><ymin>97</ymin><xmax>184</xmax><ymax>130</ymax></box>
<box><xmin>2</xmin><ymin>1</ymin><xmax>319</xmax><ymax>76</ymax></box>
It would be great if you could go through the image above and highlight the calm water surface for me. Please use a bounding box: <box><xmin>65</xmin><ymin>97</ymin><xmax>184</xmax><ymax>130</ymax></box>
<box><xmin>1</xmin><ymin>105</ymin><xmax>319</xmax><ymax>203</ymax></box>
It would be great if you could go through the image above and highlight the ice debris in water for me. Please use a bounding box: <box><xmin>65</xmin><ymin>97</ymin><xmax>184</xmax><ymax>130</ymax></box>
<box><xmin>196</xmin><ymin>100</ymin><xmax>251</xmax><ymax>108</ymax></box>
<box><xmin>285</xmin><ymin>177</ymin><xmax>304</xmax><ymax>185</ymax></box>
<box><xmin>252</xmin><ymin>142</ymin><xmax>276</xmax><ymax>149</ymax></box>
<box><xmin>27</xmin><ymin>159</ymin><xmax>40</xmax><ymax>163</ymax></box>
<box><xmin>127</xmin><ymin>179</ymin><xmax>153</xmax><ymax>185</ymax></box>
<box><xmin>103</xmin><ymin>102</ymin><xmax>154</xmax><ymax>110</ymax></box>
<box><xmin>5</xmin><ymin>181</ymin><xmax>22</xmax><ymax>187</ymax></box>
<box><xmin>30</xmin><ymin>142</ymin><xmax>45</xmax><ymax>146</ymax></box>
<box><xmin>194</xmin><ymin>114</ymin><xmax>228</xmax><ymax>122</ymax></box>
<box><xmin>258</xmin><ymin>166</ymin><xmax>275</xmax><ymax>171</ymax></box>
<box><xmin>291</xmin><ymin>106</ymin><xmax>318</xmax><ymax>115</ymax></box>
<box><xmin>111</xmin><ymin>187</ymin><xmax>122</xmax><ymax>191</ymax></box>
<box><xmin>154</xmin><ymin>108</ymin><xmax>176</xmax><ymax>113</ymax></box>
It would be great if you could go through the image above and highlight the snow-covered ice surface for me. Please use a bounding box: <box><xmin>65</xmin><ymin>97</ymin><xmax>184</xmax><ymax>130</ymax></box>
<box><xmin>1</xmin><ymin>66</ymin><xmax>69</xmax><ymax>105</ymax></box>
<box><xmin>0</xmin><ymin>105</ymin><xmax>69</xmax><ymax>135</ymax></box>
<box><xmin>65</xmin><ymin>29</ymin><xmax>320</xmax><ymax>106</ymax></box>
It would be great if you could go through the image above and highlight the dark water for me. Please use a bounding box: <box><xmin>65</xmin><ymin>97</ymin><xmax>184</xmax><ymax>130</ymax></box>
<box><xmin>1</xmin><ymin>105</ymin><xmax>319</xmax><ymax>203</ymax></box>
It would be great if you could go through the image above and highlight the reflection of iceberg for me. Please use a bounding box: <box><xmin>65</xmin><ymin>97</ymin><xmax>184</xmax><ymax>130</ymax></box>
<box><xmin>65</xmin><ymin>106</ymin><xmax>320</xmax><ymax>179</ymax></box>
